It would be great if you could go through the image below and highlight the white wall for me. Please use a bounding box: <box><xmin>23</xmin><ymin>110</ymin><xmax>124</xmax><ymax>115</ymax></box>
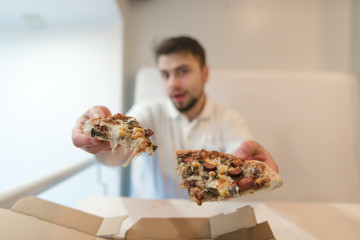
<box><xmin>352</xmin><ymin>0</ymin><xmax>360</xmax><ymax>78</ymax></box>
<box><xmin>118</xmin><ymin>0</ymin><xmax>354</xmax><ymax>110</ymax></box>
<box><xmin>0</xmin><ymin>22</ymin><xmax>123</xmax><ymax>206</ymax></box>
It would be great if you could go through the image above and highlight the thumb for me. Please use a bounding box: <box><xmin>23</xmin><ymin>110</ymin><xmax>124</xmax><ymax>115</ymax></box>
<box><xmin>235</xmin><ymin>140</ymin><xmax>259</xmax><ymax>160</ymax></box>
<box><xmin>86</xmin><ymin>105</ymin><xmax>112</xmax><ymax>119</ymax></box>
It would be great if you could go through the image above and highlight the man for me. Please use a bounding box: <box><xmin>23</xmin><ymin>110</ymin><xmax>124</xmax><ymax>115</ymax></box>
<box><xmin>72</xmin><ymin>36</ymin><xmax>278</xmax><ymax>198</ymax></box>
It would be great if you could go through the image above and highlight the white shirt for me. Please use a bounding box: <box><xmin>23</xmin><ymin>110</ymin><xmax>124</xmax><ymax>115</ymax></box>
<box><xmin>127</xmin><ymin>97</ymin><xmax>253</xmax><ymax>199</ymax></box>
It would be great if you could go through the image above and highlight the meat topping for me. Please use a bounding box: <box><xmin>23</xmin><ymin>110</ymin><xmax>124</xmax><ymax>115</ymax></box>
<box><xmin>228</xmin><ymin>167</ymin><xmax>242</xmax><ymax>179</ymax></box>
<box><xmin>236</xmin><ymin>177</ymin><xmax>256</xmax><ymax>191</ymax></box>
<box><xmin>203</xmin><ymin>161</ymin><xmax>217</xmax><ymax>171</ymax></box>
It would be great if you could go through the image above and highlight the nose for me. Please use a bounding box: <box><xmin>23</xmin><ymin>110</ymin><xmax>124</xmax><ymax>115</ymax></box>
<box><xmin>168</xmin><ymin>74</ymin><xmax>181</xmax><ymax>89</ymax></box>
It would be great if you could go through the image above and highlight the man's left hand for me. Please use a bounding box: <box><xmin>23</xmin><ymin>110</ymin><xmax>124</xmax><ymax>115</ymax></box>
<box><xmin>235</xmin><ymin>140</ymin><xmax>279</xmax><ymax>173</ymax></box>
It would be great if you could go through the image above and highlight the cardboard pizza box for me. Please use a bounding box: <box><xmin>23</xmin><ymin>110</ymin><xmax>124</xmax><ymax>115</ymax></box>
<box><xmin>0</xmin><ymin>196</ymin><xmax>126</xmax><ymax>240</ymax></box>
<box><xmin>0</xmin><ymin>197</ymin><xmax>275</xmax><ymax>240</ymax></box>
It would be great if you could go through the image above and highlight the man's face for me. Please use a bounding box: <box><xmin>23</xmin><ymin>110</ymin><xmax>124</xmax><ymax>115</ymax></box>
<box><xmin>158</xmin><ymin>53</ymin><xmax>208</xmax><ymax>112</ymax></box>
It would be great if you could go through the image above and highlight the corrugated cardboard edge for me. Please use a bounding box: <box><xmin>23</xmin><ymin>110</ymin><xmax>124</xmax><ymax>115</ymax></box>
<box><xmin>97</xmin><ymin>216</ymin><xmax>128</xmax><ymax>238</ymax></box>
<box><xmin>10</xmin><ymin>196</ymin><xmax>126</xmax><ymax>238</ymax></box>
<box><xmin>209</xmin><ymin>205</ymin><xmax>257</xmax><ymax>238</ymax></box>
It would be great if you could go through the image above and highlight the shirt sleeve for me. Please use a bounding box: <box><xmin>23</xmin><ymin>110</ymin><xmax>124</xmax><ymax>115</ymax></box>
<box><xmin>221</xmin><ymin>107</ymin><xmax>254</xmax><ymax>155</ymax></box>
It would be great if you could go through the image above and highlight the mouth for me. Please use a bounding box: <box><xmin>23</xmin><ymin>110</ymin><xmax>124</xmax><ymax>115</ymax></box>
<box><xmin>172</xmin><ymin>93</ymin><xmax>185</xmax><ymax>103</ymax></box>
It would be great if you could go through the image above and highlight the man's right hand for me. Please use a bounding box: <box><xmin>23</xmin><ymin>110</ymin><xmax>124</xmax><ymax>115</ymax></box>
<box><xmin>72</xmin><ymin>105</ymin><xmax>112</xmax><ymax>154</ymax></box>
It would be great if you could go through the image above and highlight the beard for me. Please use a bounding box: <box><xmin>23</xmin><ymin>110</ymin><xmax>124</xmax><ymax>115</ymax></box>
<box><xmin>175</xmin><ymin>92</ymin><xmax>203</xmax><ymax>113</ymax></box>
<box><xmin>169</xmin><ymin>74</ymin><xmax>206</xmax><ymax>113</ymax></box>
<box><xmin>172</xmin><ymin>85</ymin><xmax>205</xmax><ymax>113</ymax></box>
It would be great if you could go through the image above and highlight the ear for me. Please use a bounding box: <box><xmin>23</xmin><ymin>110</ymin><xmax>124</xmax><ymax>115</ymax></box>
<box><xmin>202</xmin><ymin>65</ymin><xmax>209</xmax><ymax>83</ymax></box>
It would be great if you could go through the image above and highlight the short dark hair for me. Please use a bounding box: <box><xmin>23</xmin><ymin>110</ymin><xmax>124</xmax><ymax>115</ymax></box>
<box><xmin>155</xmin><ymin>36</ymin><xmax>206</xmax><ymax>67</ymax></box>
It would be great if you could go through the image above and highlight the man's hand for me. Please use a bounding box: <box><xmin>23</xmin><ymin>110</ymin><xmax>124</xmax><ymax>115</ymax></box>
<box><xmin>235</xmin><ymin>140</ymin><xmax>279</xmax><ymax>173</ymax></box>
<box><xmin>72</xmin><ymin>106</ymin><xmax>112</xmax><ymax>154</ymax></box>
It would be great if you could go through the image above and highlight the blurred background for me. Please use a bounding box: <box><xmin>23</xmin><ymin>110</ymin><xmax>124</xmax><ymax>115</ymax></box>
<box><xmin>0</xmin><ymin>0</ymin><xmax>359</xmax><ymax>207</ymax></box>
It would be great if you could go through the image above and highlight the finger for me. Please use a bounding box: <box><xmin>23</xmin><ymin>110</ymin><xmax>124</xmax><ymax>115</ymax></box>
<box><xmin>235</xmin><ymin>140</ymin><xmax>260</xmax><ymax>160</ymax></box>
<box><xmin>264</xmin><ymin>159</ymin><xmax>279</xmax><ymax>173</ymax></box>
<box><xmin>236</xmin><ymin>141</ymin><xmax>279</xmax><ymax>173</ymax></box>
<box><xmin>85</xmin><ymin>106</ymin><xmax>112</xmax><ymax>119</ymax></box>
<box><xmin>82</xmin><ymin>141</ymin><xmax>111</xmax><ymax>154</ymax></box>
<box><xmin>72</xmin><ymin>132</ymin><xmax>101</xmax><ymax>148</ymax></box>
<box><xmin>247</xmin><ymin>154</ymin><xmax>268</xmax><ymax>162</ymax></box>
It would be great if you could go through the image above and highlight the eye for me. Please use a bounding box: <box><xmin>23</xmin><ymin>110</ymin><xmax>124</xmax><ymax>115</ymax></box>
<box><xmin>161</xmin><ymin>71</ymin><xmax>169</xmax><ymax>80</ymax></box>
<box><xmin>178</xmin><ymin>68</ymin><xmax>189</xmax><ymax>76</ymax></box>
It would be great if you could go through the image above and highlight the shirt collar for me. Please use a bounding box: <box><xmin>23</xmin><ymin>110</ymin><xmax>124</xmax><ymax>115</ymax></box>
<box><xmin>198</xmin><ymin>96</ymin><xmax>214</xmax><ymax>120</ymax></box>
<box><xmin>165</xmin><ymin>95</ymin><xmax>215</xmax><ymax>121</ymax></box>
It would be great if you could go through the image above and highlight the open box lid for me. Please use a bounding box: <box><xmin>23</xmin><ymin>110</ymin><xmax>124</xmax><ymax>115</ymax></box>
<box><xmin>0</xmin><ymin>196</ymin><xmax>127</xmax><ymax>239</ymax></box>
<box><xmin>1</xmin><ymin>197</ymin><xmax>275</xmax><ymax>240</ymax></box>
<box><xmin>209</xmin><ymin>205</ymin><xmax>257</xmax><ymax>237</ymax></box>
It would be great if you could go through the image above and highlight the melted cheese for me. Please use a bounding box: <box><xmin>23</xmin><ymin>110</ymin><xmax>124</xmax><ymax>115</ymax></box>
<box><xmin>108</xmin><ymin>124</ymin><xmax>121</xmax><ymax>151</ymax></box>
<box><xmin>107</xmin><ymin>123</ymin><xmax>147</xmax><ymax>152</ymax></box>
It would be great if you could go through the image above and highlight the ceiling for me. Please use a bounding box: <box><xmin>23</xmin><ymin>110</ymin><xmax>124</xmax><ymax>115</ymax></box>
<box><xmin>0</xmin><ymin>0</ymin><xmax>121</xmax><ymax>28</ymax></box>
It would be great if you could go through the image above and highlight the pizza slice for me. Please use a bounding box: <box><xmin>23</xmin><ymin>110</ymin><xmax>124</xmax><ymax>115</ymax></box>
<box><xmin>83</xmin><ymin>113</ymin><xmax>158</xmax><ymax>167</ymax></box>
<box><xmin>176</xmin><ymin>149</ymin><xmax>283</xmax><ymax>205</ymax></box>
